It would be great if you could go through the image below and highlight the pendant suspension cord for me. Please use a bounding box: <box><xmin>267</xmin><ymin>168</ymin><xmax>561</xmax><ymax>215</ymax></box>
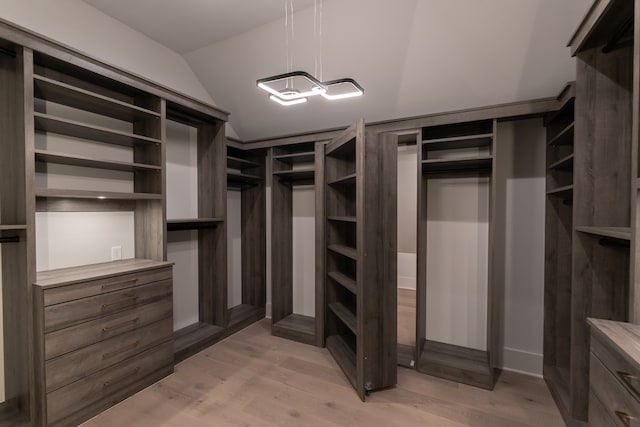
<box><xmin>289</xmin><ymin>0</ymin><xmax>295</xmax><ymax>86</ymax></box>
<box><xmin>284</xmin><ymin>0</ymin><xmax>290</xmax><ymax>88</ymax></box>
<box><xmin>314</xmin><ymin>0</ymin><xmax>318</xmax><ymax>80</ymax></box>
<box><xmin>319</xmin><ymin>0</ymin><xmax>323</xmax><ymax>81</ymax></box>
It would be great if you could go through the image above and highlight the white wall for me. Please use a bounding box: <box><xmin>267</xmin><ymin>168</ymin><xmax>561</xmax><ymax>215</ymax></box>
<box><xmin>292</xmin><ymin>186</ymin><xmax>315</xmax><ymax>316</ymax></box>
<box><xmin>227</xmin><ymin>191</ymin><xmax>243</xmax><ymax>308</ymax></box>
<box><xmin>398</xmin><ymin>144</ymin><xmax>418</xmax><ymax>291</ymax></box>
<box><xmin>0</xmin><ymin>250</ymin><xmax>4</xmax><ymax>402</ymax></box>
<box><xmin>166</xmin><ymin>120</ymin><xmax>199</xmax><ymax>332</ymax></box>
<box><xmin>496</xmin><ymin>119</ymin><xmax>547</xmax><ymax>376</ymax></box>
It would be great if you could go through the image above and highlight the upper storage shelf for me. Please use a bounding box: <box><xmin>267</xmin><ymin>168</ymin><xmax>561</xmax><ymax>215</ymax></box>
<box><xmin>568</xmin><ymin>0</ymin><xmax>633</xmax><ymax>56</ymax></box>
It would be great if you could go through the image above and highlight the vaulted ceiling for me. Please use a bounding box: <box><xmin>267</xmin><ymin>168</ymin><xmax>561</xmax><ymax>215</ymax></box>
<box><xmin>82</xmin><ymin>0</ymin><xmax>591</xmax><ymax>141</ymax></box>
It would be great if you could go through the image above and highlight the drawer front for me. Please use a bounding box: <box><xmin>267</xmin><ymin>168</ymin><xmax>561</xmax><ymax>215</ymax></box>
<box><xmin>47</xmin><ymin>340</ymin><xmax>173</xmax><ymax>426</ymax></box>
<box><xmin>46</xmin><ymin>317</ymin><xmax>173</xmax><ymax>392</ymax></box>
<box><xmin>590</xmin><ymin>352</ymin><xmax>640</xmax><ymax>427</ymax></box>
<box><xmin>43</xmin><ymin>267</ymin><xmax>172</xmax><ymax>306</ymax></box>
<box><xmin>44</xmin><ymin>280</ymin><xmax>172</xmax><ymax>332</ymax></box>
<box><xmin>45</xmin><ymin>296</ymin><xmax>172</xmax><ymax>360</ymax></box>
<box><xmin>592</xmin><ymin>334</ymin><xmax>640</xmax><ymax>404</ymax></box>
<box><xmin>589</xmin><ymin>391</ymin><xmax>618</xmax><ymax>427</ymax></box>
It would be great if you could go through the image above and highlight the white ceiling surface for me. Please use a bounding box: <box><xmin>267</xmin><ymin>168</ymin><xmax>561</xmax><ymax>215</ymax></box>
<box><xmin>83</xmin><ymin>0</ymin><xmax>318</xmax><ymax>54</ymax></box>
<box><xmin>84</xmin><ymin>0</ymin><xmax>591</xmax><ymax>141</ymax></box>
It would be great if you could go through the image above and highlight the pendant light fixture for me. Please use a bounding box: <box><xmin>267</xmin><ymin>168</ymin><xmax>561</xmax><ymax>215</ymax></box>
<box><xmin>257</xmin><ymin>0</ymin><xmax>364</xmax><ymax>106</ymax></box>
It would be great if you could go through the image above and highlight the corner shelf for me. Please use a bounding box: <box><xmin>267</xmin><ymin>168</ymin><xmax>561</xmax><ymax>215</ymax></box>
<box><xmin>548</xmin><ymin>153</ymin><xmax>574</xmax><ymax>171</ymax></box>
<box><xmin>327</xmin><ymin>271</ymin><xmax>357</xmax><ymax>295</ymax></box>
<box><xmin>422</xmin><ymin>133</ymin><xmax>493</xmax><ymax>151</ymax></box>
<box><xmin>227</xmin><ymin>172</ymin><xmax>263</xmax><ymax>188</ymax></box>
<box><xmin>273</xmin><ymin>151</ymin><xmax>315</xmax><ymax>164</ymax></box>
<box><xmin>272</xmin><ymin>168</ymin><xmax>315</xmax><ymax>182</ymax></box>
<box><xmin>35</xmin><ymin>149</ymin><xmax>161</xmax><ymax>172</ymax></box>
<box><xmin>327</xmin><ymin>173</ymin><xmax>356</xmax><ymax>186</ymax></box>
<box><xmin>575</xmin><ymin>226</ymin><xmax>631</xmax><ymax>241</ymax></box>
<box><xmin>34</xmin><ymin>113</ymin><xmax>162</xmax><ymax>148</ymax></box>
<box><xmin>328</xmin><ymin>302</ymin><xmax>357</xmax><ymax>334</ymax></box>
<box><xmin>548</xmin><ymin>122</ymin><xmax>575</xmax><ymax>146</ymax></box>
<box><xmin>227</xmin><ymin>155</ymin><xmax>261</xmax><ymax>170</ymax></box>
<box><xmin>167</xmin><ymin>218</ymin><xmax>224</xmax><ymax>231</ymax></box>
<box><xmin>328</xmin><ymin>216</ymin><xmax>356</xmax><ymax>223</ymax></box>
<box><xmin>327</xmin><ymin>244</ymin><xmax>357</xmax><ymax>261</ymax></box>
<box><xmin>546</xmin><ymin>185</ymin><xmax>574</xmax><ymax>200</ymax></box>
<box><xmin>33</xmin><ymin>74</ymin><xmax>160</xmax><ymax>122</ymax></box>
<box><xmin>271</xmin><ymin>314</ymin><xmax>316</xmax><ymax>345</ymax></box>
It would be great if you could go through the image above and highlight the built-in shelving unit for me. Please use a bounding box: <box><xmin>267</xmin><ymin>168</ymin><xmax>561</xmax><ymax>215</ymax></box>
<box><xmin>226</xmin><ymin>143</ymin><xmax>267</xmax><ymax>333</ymax></box>
<box><xmin>416</xmin><ymin>118</ymin><xmax>498</xmax><ymax>390</ymax></box>
<box><xmin>271</xmin><ymin>141</ymin><xmax>324</xmax><ymax>347</ymax></box>
<box><xmin>543</xmin><ymin>83</ymin><xmax>575</xmax><ymax>423</ymax></box>
<box><xmin>324</xmin><ymin>119</ymin><xmax>397</xmax><ymax>401</ymax></box>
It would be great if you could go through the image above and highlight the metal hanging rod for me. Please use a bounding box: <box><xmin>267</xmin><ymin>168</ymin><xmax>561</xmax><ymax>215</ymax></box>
<box><xmin>0</xmin><ymin>236</ymin><xmax>20</xmax><ymax>244</ymax></box>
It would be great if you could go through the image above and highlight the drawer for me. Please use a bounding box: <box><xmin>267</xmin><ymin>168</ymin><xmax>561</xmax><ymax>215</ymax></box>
<box><xmin>46</xmin><ymin>317</ymin><xmax>173</xmax><ymax>392</ymax></box>
<box><xmin>590</xmin><ymin>352</ymin><xmax>640</xmax><ymax>427</ymax></box>
<box><xmin>592</xmin><ymin>333</ymin><xmax>640</xmax><ymax>403</ymax></box>
<box><xmin>47</xmin><ymin>340</ymin><xmax>173</xmax><ymax>426</ymax></box>
<box><xmin>589</xmin><ymin>390</ymin><xmax>617</xmax><ymax>427</ymax></box>
<box><xmin>43</xmin><ymin>266</ymin><xmax>172</xmax><ymax>306</ymax></box>
<box><xmin>45</xmin><ymin>296</ymin><xmax>172</xmax><ymax>360</ymax></box>
<box><xmin>44</xmin><ymin>280</ymin><xmax>172</xmax><ymax>332</ymax></box>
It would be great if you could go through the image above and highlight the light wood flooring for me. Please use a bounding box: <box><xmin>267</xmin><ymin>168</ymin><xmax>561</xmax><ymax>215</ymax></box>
<box><xmin>83</xmin><ymin>319</ymin><xmax>563</xmax><ymax>427</ymax></box>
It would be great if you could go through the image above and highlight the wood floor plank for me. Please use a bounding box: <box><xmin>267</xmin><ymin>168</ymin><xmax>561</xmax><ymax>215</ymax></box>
<box><xmin>82</xmin><ymin>319</ymin><xmax>563</xmax><ymax>427</ymax></box>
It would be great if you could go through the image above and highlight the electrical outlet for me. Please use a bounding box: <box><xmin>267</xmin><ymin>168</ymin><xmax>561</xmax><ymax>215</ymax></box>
<box><xmin>111</xmin><ymin>246</ymin><xmax>122</xmax><ymax>261</ymax></box>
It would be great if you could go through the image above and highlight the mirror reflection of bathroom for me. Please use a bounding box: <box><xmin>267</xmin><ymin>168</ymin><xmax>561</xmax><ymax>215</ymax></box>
<box><xmin>396</xmin><ymin>132</ymin><xmax>418</xmax><ymax>368</ymax></box>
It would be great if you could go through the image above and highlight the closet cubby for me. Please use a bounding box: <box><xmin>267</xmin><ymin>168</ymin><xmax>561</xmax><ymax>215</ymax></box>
<box><xmin>543</xmin><ymin>83</ymin><xmax>575</xmax><ymax>419</ymax></box>
<box><xmin>226</xmin><ymin>145</ymin><xmax>266</xmax><ymax>332</ymax></box>
<box><xmin>324</xmin><ymin>119</ymin><xmax>397</xmax><ymax>401</ymax></box>
<box><xmin>165</xmin><ymin>102</ymin><xmax>227</xmax><ymax>362</ymax></box>
<box><xmin>416</xmin><ymin>119</ymin><xmax>498</xmax><ymax>390</ymax></box>
<box><xmin>271</xmin><ymin>141</ymin><xmax>325</xmax><ymax>346</ymax></box>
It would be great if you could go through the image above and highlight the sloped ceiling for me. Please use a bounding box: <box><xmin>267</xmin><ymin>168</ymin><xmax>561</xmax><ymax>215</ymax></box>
<box><xmin>84</xmin><ymin>0</ymin><xmax>591</xmax><ymax>141</ymax></box>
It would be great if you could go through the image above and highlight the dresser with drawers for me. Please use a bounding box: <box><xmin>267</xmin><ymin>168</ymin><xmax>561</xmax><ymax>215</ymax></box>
<box><xmin>33</xmin><ymin>259</ymin><xmax>174</xmax><ymax>427</ymax></box>
<box><xmin>588</xmin><ymin>319</ymin><xmax>640</xmax><ymax>427</ymax></box>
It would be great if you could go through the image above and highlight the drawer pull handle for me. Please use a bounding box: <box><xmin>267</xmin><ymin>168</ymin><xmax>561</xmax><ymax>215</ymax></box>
<box><xmin>101</xmin><ymin>279</ymin><xmax>139</xmax><ymax>291</ymax></box>
<box><xmin>102</xmin><ymin>340</ymin><xmax>140</xmax><ymax>360</ymax></box>
<box><xmin>102</xmin><ymin>317</ymin><xmax>140</xmax><ymax>333</ymax></box>
<box><xmin>618</xmin><ymin>372</ymin><xmax>640</xmax><ymax>401</ymax></box>
<box><xmin>615</xmin><ymin>411</ymin><xmax>639</xmax><ymax>427</ymax></box>
<box><xmin>102</xmin><ymin>296</ymin><xmax>139</xmax><ymax>311</ymax></box>
<box><xmin>103</xmin><ymin>366</ymin><xmax>141</xmax><ymax>388</ymax></box>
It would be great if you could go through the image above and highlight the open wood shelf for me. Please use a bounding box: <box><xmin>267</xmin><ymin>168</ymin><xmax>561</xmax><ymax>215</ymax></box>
<box><xmin>167</xmin><ymin>218</ymin><xmax>224</xmax><ymax>231</ymax></box>
<box><xmin>35</xmin><ymin>149</ymin><xmax>161</xmax><ymax>172</ymax></box>
<box><xmin>327</xmin><ymin>173</ymin><xmax>356</xmax><ymax>186</ymax></box>
<box><xmin>329</xmin><ymin>302</ymin><xmax>357</xmax><ymax>334</ymax></box>
<box><xmin>229</xmin><ymin>304</ymin><xmax>263</xmax><ymax>328</ymax></box>
<box><xmin>227</xmin><ymin>155</ymin><xmax>261</xmax><ymax>170</ymax></box>
<box><xmin>227</xmin><ymin>172</ymin><xmax>263</xmax><ymax>188</ymax></box>
<box><xmin>272</xmin><ymin>168</ymin><xmax>315</xmax><ymax>182</ymax></box>
<box><xmin>548</xmin><ymin>122</ymin><xmax>574</xmax><ymax>146</ymax></box>
<box><xmin>0</xmin><ymin>225</ymin><xmax>27</xmax><ymax>231</ymax></box>
<box><xmin>421</xmin><ymin>156</ymin><xmax>493</xmax><ymax>174</ymax></box>
<box><xmin>273</xmin><ymin>151</ymin><xmax>315</xmax><ymax>164</ymax></box>
<box><xmin>328</xmin><ymin>216</ymin><xmax>356</xmax><ymax>223</ymax></box>
<box><xmin>326</xmin><ymin>334</ymin><xmax>357</xmax><ymax>388</ymax></box>
<box><xmin>575</xmin><ymin>226</ymin><xmax>631</xmax><ymax>241</ymax></box>
<box><xmin>422</xmin><ymin>133</ymin><xmax>493</xmax><ymax>151</ymax></box>
<box><xmin>271</xmin><ymin>314</ymin><xmax>316</xmax><ymax>345</ymax></box>
<box><xmin>34</xmin><ymin>113</ymin><xmax>162</xmax><ymax>147</ymax></box>
<box><xmin>33</xmin><ymin>74</ymin><xmax>160</xmax><ymax>122</ymax></box>
<box><xmin>546</xmin><ymin>184</ymin><xmax>574</xmax><ymax>199</ymax></box>
<box><xmin>548</xmin><ymin>153</ymin><xmax>574</xmax><ymax>171</ymax></box>
<box><xmin>327</xmin><ymin>271</ymin><xmax>357</xmax><ymax>294</ymax></box>
<box><xmin>35</xmin><ymin>189</ymin><xmax>162</xmax><ymax>200</ymax></box>
<box><xmin>327</xmin><ymin>244</ymin><xmax>357</xmax><ymax>261</ymax></box>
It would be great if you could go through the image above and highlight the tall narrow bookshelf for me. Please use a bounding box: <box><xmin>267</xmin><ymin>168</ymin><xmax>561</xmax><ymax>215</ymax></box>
<box><xmin>271</xmin><ymin>141</ymin><xmax>325</xmax><ymax>346</ymax></box>
<box><xmin>324</xmin><ymin>119</ymin><xmax>397</xmax><ymax>400</ymax></box>
<box><xmin>416</xmin><ymin>119</ymin><xmax>498</xmax><ymax>390</ymax></box>
<box><xmin>566</xmin><ymin>0</ymin><xmax>634</xmax><ymax>422</ymax></box>
<box><xmin>543</xmin><ymin>83</ymin><xmax>575</xmax><ymax>422</ymax></box>
<box><xmin>226</xmin><ymin>145</ymin><xmax>266</xmax><ymax>330</ymax></box>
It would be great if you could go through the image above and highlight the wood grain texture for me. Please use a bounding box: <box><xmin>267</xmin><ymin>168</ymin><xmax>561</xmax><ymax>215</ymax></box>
<box><xmin>315</xmin><ymin>141</ymin><xmax>326</xmax><ymax>347</ymax></box>
<box><xmin>83</xmin><ymin>319</ymin><xmax>566</xmax><ymax>427</ymax></box>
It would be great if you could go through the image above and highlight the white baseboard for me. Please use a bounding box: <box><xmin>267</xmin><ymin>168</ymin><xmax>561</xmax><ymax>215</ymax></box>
<box><xmin>265</xmin><ymin>302</ymin><xmax>272</xmax><ymax>319</ymax></box>
<box><xmin>501</xmin><ymin>347</ymin><xmax>543</xmax><ymax>377</ymax></box>
<box><xmin>398</xmin><ymin>276</ymin><xmax>416</xmax><ymax>290</ymax></box>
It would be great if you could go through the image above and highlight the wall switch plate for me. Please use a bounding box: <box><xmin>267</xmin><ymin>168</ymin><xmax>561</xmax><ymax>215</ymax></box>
<box><xmin>111</xmin><ymin>246</ymin><xmax>122</xmax><ymax>261</ymax></box>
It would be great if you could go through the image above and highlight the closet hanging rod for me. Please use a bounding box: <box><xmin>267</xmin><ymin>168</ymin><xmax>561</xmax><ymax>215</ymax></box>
<box><xmin>602</xmin><ymin>17</ymin><xmax>634</xmax><ymax>53</ymax></box>
<box><xmin>0</xmin><ymin>236</ymin><xmax>20</xmax><ymax>244</ymax></box>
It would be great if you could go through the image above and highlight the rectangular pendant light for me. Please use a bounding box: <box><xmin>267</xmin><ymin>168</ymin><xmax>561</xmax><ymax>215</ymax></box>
<box><xmin>269</xmin><ymin>95</ymin><xmax>308</xmax><ymax>106</ymax></box>
<box><xmin>321</xmin><ymin>78</ymin><xmax>364</xmax><ymax>100</ymax></box>
<box><xmin>257</xmin><ymin>71</ymin><xmax>326</xmax><ymax>100</ymax></box>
